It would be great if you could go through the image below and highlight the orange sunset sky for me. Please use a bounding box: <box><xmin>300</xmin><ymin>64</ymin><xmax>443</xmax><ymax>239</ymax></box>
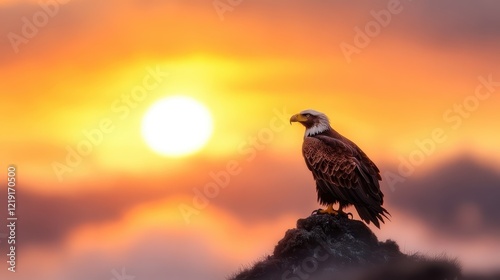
<box><xmin>1</xmin><ymin>0</ymin><xmax>500</xmax><ymax>279</ymax></box>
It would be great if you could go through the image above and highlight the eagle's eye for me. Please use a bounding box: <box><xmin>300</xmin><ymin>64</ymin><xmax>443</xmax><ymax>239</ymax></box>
<box><xmin>303</xmin><ymin>113</ymin><xmax>310</xmax><ymax>117</ymax></box>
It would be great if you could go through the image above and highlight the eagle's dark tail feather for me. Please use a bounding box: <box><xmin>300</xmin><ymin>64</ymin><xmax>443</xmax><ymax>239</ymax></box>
<box><xmin>355</xmin><ymin>205</ymin><xmax>391</xmax><ymax>229</ymax></box>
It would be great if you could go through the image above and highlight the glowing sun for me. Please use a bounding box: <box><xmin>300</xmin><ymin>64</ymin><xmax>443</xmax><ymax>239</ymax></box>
<box><xmin>141</xmin><ymin>96</ymin><xmax>213</xmax><ymax>157</ymax></box>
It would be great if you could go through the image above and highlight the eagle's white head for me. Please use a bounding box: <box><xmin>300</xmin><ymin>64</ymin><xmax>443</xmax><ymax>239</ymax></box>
<box><xmin>290</xmin><ymin>109</ymin><xmax>331</xmax><ymax>136</ymax></box>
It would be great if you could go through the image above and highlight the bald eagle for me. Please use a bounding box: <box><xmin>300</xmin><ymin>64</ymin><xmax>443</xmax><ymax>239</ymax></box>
<box><xmin>290</xmin><ymin>109</ymin><xmax>389</xmax><ymax>228</ymax></box>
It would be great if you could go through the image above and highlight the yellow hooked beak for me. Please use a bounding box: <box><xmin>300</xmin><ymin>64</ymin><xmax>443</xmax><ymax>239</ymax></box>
<box><xmin>290</xmin><ymin>113</ymin><xmax>308</xmax><ymax>124</ymax></box>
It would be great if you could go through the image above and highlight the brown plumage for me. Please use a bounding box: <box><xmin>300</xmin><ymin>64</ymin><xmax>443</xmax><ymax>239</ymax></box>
<box><xmin>290</xmin><ymin>109</ymin><xmax>389</xmax><ymax>228</ymax></box>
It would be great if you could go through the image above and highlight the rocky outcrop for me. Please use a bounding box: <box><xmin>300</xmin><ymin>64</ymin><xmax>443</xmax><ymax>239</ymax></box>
<box><xmin>230</xmin><ymin>214</ymin><xmax>460</xmax><ymax>280</ymax></box>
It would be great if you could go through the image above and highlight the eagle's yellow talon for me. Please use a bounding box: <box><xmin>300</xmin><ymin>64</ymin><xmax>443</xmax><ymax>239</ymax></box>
<box><xmin>318</xmin><ymin>204</ymin><xmax>339</xmax><ymax>215</ymax></box>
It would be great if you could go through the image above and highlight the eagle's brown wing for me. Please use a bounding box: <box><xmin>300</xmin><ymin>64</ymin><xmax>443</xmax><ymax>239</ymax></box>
<box><xmin>302</xmin><ymin>136</ymin><xmax>389</xmax><ymax>228</ymax></box>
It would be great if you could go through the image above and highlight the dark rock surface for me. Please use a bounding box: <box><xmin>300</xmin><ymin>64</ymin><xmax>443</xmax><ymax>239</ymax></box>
<box><xmin>229</xmin><ymin>214</ymin><xmax>461</xmax><ymax>280</ymax></box>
